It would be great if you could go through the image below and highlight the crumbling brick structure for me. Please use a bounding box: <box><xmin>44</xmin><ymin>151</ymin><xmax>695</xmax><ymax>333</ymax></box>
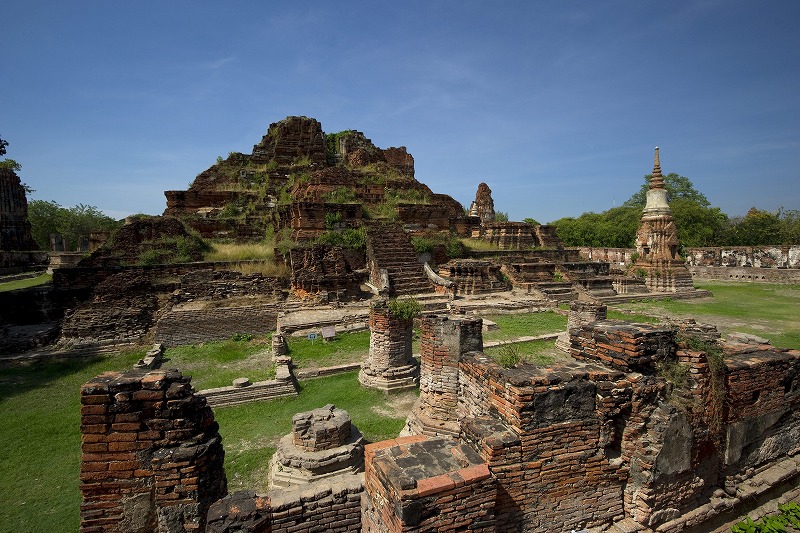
<box><xmin>79</xmin><ymin>369</ymin><xmax>226</xmax><ymax>532</ymax></box>
<box><xmin>403</xmin><ymin>315</ymin><xmax>483</xmax><ymax>437</ymax></box>
<box><xmin>268</xmin><ymin>404</ymin><xmax>364</xmax><ymax>488</ymax></box>
<box><xmin>359</xmin><ymin>299</ymin><xmax>419</xmax><ymax>392</ymax></box>
<box><xmin>361</xmin><ymin>435</ymin><xmax>496</xmax><ymax>532</ymax></box>
<box><xmin>0</xmin><ymin>167</ymin><xmax>38</xmax><ymax>252</ymax></box>
<box><xmin>469</xmin><ymin>182</ymin><xmax>496</xmax><ymax>224</ymax></box>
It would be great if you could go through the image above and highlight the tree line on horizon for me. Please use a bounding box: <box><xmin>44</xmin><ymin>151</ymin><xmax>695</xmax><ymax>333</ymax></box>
<box><xmin>547</xmin><ymin>173</ymin><xmax>800</xmax><ymax>249</ymax></box>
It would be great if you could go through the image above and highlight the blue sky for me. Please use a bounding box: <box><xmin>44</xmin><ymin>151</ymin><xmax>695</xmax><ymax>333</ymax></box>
<box><xmin>2</xmin><ymin>1</ymin><xmax>799</xmax><ymax>223</ymax></box>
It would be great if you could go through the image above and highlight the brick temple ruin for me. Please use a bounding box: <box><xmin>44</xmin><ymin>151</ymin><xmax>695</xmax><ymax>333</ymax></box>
<box><xmin>80</xmin><ymin>307</ymin><xmax>800</xmax><ymax>532</ymax></box>
<box><xmin>6</xmin><ymin>117</ymin><xmax>710</xmax><ymax>355</ymax></box>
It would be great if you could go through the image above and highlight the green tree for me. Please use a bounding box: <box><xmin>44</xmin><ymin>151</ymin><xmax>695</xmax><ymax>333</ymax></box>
<box><xmin>27</xmin><ymin>200</ymin><xmax>120</xmax><ymax>251</ymax></box>
<box><xmin>494</xmin><ymin>211</ymin><xmax>509</xmax><ymax>222</ymax></box>
<box><xmin>727</xmin><ymin>208</ymin><xmax>783</xmax><ymax>246</ymax></box>
<box><xmin>670</xmin><ymin>199</ymin><xmax>729</xmax><ymax>247</ymax></box>
<box><xmin>522</xmin><ymin>217</ymin><xmax>540</xmax><ymax>226</ymax></box>
<box><xmin>623</xmin><ymin>173</ymin><xmax>710</xmax><ymax>208</ymax></box>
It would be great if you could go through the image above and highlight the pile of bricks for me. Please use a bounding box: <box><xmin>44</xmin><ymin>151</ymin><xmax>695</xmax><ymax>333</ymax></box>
<box><xmin>292</xmin><ymin>404</ymin><xmax>351</xmax><ymax>451</ymax></box>
<box><xmin>79</xmin><ymin>369</ymin><xmax>226</xmax><ymax>532</ymax></box>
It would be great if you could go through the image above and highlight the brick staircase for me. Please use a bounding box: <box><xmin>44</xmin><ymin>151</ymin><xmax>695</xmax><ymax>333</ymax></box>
<box><xmin>366</xmin><ymin>224</ymin><xmax>433</xmax><ymax>296</ymax></box>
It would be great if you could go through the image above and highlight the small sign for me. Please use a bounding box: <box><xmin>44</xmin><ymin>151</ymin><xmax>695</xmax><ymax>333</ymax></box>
<box><xmin>321</xmin><ymin>326</ymin><xmax>336</xmax><ymax>341</ymax></box>
<box><xmin>307</xmin><ymin>333</ymin><xmax>318</xmax><ymax>344</ymax></box>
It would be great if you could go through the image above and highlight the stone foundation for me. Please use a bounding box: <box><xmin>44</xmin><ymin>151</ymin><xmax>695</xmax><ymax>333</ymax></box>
<box><xmin>362</xmin><ymin>435</ymin><xmax>496</xmax><ymax>532</ymax></box>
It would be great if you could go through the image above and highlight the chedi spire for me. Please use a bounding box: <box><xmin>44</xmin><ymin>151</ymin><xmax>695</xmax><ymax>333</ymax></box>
<box><xmin>650</xmin><ymin>146</ymin><xmax>665</xmax><ymax>190</ymax></box>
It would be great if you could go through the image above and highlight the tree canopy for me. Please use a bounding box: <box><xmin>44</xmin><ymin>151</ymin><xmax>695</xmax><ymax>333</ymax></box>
<box><xmin>623</xmin><ymin>172</ymin><xmax>711</xmax><ymax>208</ymax></box>
<box><xmin>547</xmin><ymin>172</ymin><xmax>798</xmax><ymax>248</ymax></box>
<box><xmin>27</xmin><ymin>200</ymin><xmax>121</xmax><ymax>251</ymax></box>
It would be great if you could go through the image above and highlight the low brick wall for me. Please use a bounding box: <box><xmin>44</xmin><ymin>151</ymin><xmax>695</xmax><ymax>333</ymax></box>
<box><xmin>206</xmin><ymin>475</ymin><xmax>364</xmax><ymax>533</ymax></box>
<box><xmin>689</xmin><ymin>265</ymin><xmax>800</xmax><ymax>284</ymax></box>
<box><xmin>154</xmin><ymin>303</ymin><xmax>280</xmax><ymax>347</ymax></box>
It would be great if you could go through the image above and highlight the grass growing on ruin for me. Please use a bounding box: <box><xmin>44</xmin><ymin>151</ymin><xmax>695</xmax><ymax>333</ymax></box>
<box><xmin>212</xmin><ymin>370</ymin><xmax>417</xmax><ymax>493</ymax></box>
<box><xmin>0</xmin><ymin>273</ymin><xmax>51</xmax><ymax>292</ymax></box>
<box><xmin>484</xmin><ymin>339</ymin><xmax>566</xmax><ymax>367</ymax></box>
<box><xmin>613</xmin><ymin>282</ymin><xmax>800</xmax><ymax>349</ymax></box>
<box><xmin>459</xmin><ymin>237</ymin><xmax>503</xmax><ymax>251</ymax></box>
<box><xmin>482</xmin><ymin>311</ymin><xmax>567</xmax><ymax>341</ymax></box>
<box><xmin>0</xmin><ymin>348</ymin><xmax>146</xmax><ymax>533</ymax></box>
<box><xmin>206</xmin><ymin>241</ymin><xmax>276</xmax><ymax>261</ymax></box>
<box><xmin>164</xmin><ymin>337</ymin><xmax>275</xmax><ymax>390</ymax></box>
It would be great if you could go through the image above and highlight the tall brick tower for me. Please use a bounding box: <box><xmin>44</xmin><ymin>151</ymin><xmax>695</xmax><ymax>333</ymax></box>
<box><xmin>0</xmin><ymin>167</ymin><xmax>37</xmax><ymax>251</ymax></box>
<box><xmin>633</xmin><ymin>147</ymin><xmax>694</xmax><ymax>292</ymax></box>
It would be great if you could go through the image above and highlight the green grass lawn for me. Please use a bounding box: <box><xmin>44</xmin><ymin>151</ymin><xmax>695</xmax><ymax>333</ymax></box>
<box><xmin>0</xmin><ymin>273</ymin><xmax>51</xmax><ymax>292</ymax></box>
<box><xmin>613</xmin><ymin>282</ymin><xmax>800</xmax><ymax>349</ymax></box>
<box><xmin>285</xmin><ymin>330</ymin><xmax>371</xmax><ymax>368</ymax></box>
<box><xmin>164</xmin><ymin>337</ymin><xmax>275</xmax><ymax>390</ymax></box>
<box><xmin>482</xmin><ymin>311</ymin><xmax>567</xmax><ymax>341</ymax></box>
<box><xmin>0</xmin><ymin>349</ymin><xmax>145</xmax><ymax>532</ymax></box>
<box><xmin>0</xmin><ymin>350</ymin><xmax>413</xmax><ymax>531</ymax></box>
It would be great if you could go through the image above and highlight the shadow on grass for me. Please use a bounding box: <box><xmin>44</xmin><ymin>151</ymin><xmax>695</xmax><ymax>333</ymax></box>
<box><xmin>0</xmin><ymin>349</ymin><xmax>145</xmax><ymax>402</ymax></box>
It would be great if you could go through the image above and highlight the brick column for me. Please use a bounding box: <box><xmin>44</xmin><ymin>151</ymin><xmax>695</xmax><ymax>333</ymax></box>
<box><xmin>556</xmin><ymin>300</ymin><xmax>607</xmax><ymax>351</ymax></box>
<box><xmin>403</xmin><ymin>315</ymin><xmax>482</xmax><ymax>437</ymax></box>
<box><xmin>359</xmin><ymin>300</ymin><xmax>418</xmax><ymax>392</ymax></box>
<box><xmin>80</xmin><ymin>369</ymin><xmax>226</xmax><ymax>532</ymax></box>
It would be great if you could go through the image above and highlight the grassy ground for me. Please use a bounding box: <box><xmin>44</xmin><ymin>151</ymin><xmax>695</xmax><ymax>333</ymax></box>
<box><xmin>0</xmin><ymin>348</ymin><xmax>412</xmax><ymax>531</ymax></box>
<box><xmin>285</xmin><ymin>331</ymin><xmax>371</xmax><ymax>368</ymax></box>
<box><xmin>0</xmin><ymin>349</ymin><xmax>145</xmax><ymax>532</ymax></box>
<box><xmin>0</xmin><ymin>273</ymin><xmax>51</xmax><ymax>292</ymax></box>
<box><xmin>482</xmin><ymin>311</ymin><xmax>567</xmax><ymax>341</ymax></box>
<box><xmin>164</xmin><ymin>338</ymin><xmax>275</xmax><ymax>389</ymax></box>
<box><xmin>612</xmin><ymin>282</ymin><xmax>800</xmax><ymax>349</ymax></box>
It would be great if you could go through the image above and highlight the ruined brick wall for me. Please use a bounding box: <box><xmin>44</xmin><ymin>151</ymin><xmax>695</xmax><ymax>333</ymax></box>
<box><xmin>689</xmin><ymin>265</ymin><xmax>800</xmax><ymax>284</ymax></box>
<box><xmin>578</xmin><ymin>246</ymin><xmax>634</xmax><ymax>264</ymax></box>
<box><xmin>154</xmin><ymin>304</ymin><xmax>280</xmax><ymax>347</ymax></box>
<box><xmin>404</xmin><ymin>315</ymin><xmax>482</xmax><ymax>437</ymax></box>
<box><xmin>473</xmin><ymin>222</ymin><xmax>535</xmax><ymax>250</ymax></box>
<box><xmin>207</xmin><ymin>476</ymin><xmax>364</xmax><ymax>533</ymax></box>
<box><xmin>458</xmin><ymin>356</ymin><xmax>630</xmax><ymax>531</ymax></box>
<box><xmin>60</xmin><ymin>271</ymin><xmax>160</xmax><ymax>347</ymax></box>
<box><xmin>569</xmin><ymin>320</ymin><xmax>676</xmax><ymax>372</ymax></box>
<box><xmin>289</xmin><ymin>244</ymin><xmax>364</xmax><ymax>301</ymax></box>
<box><xmin>80</xmin><ymin>369</ymin><xmax>226</xmax><ymax>532</ymax></box>
<box><xmin>723</xmin><ymin>348</ymin><xmax>800</xmax><ymax>475</ymax></box>
<box><xmin>685</xmin><ymin>246</ymin><xmax>800</xmax><ymax>268</ymax></box>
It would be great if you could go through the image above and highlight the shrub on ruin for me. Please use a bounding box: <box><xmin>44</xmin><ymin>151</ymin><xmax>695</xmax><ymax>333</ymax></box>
<box><xmin>387</xmin><ymin>298</ymin><xmax>421</xmax><ymax>321</ymax></box>
<box><xmin>494</xmin><ymin>344</ymin><xmax>521</xmax><ymax>368</ymax></box>
<box><xmin>315</xmin><ymin>228</ymin><xmax>365</xmax><ymax>250</ymax></box>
